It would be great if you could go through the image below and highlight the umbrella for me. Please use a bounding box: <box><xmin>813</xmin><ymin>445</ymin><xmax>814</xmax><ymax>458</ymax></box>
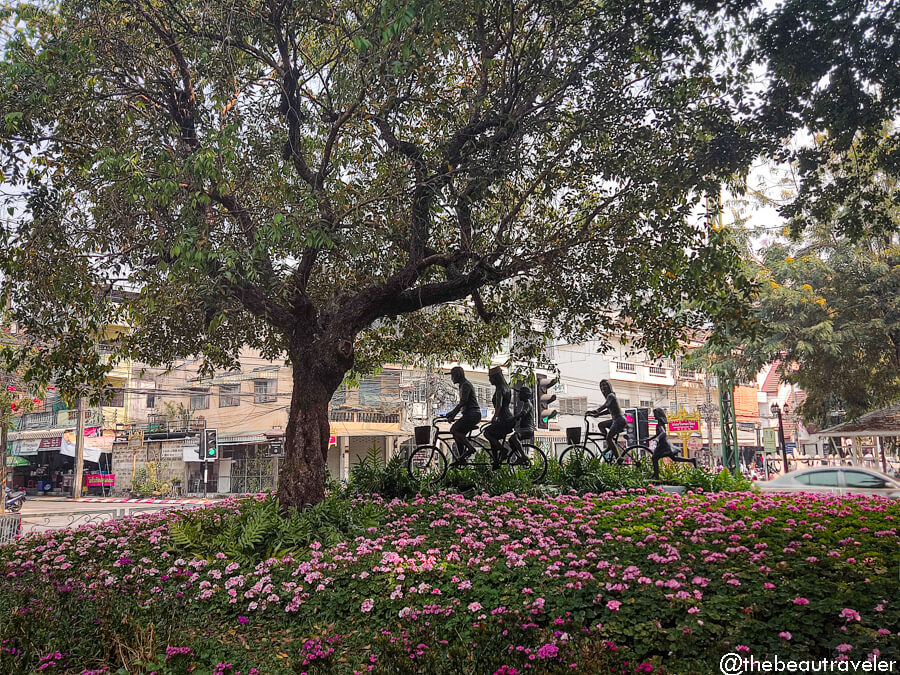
<box><xmin>5</xmin><ymin>455</ymin><xmax>30</xmax><ymax>467</ymax></box>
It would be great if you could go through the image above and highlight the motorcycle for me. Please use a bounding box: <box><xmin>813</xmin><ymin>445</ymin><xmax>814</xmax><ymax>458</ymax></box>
<box><xmin>4</xmin><ymin>485</ymin><xmax>25</xmax><ymax>513</ymax></box>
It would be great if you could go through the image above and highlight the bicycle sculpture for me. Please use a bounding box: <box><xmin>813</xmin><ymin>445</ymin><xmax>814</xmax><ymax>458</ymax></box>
<box><xmin>508</xmin><ymin>384</ymin><xmax>535</xmax><ymax>463</ymax></box>
<box><xmin>559</xmin><ymin>414</ymin><xmax>651</xmax><ymax>467</ymax></box>
<box><xmin>483</xmin><ymin>366</ymin><xmax>516</xmax><ymax>470</ymax></box>
<box><xmin>559</xmin><ymin>379</ymin><xmax>650</xmax><ymax>467</ymax></box>
<box><xmin>406</xmin><ymin>418</ymin><xmax>549</xmax><ymax>483</ymax></box>
<box><xmin>407</xmin><ymin>368</ymin><xmax>548</xmax><ymax>483</ymax></box>
<box><xmin>444</xmin><ymin>366</ymin><xmax>482</xmax><ymax>465</ymax></box>
<box><xmin>649</xmin><ymin>407</ymin><xmax>697</xmax><ymax>479</ymax></box>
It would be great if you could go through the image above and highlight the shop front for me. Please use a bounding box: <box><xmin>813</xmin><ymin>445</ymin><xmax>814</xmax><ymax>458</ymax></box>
<box><xmin>8</xmin><ymin>429</ymin><xmax>111</xmax><ymax>495</ymax></box>
<box><xmin>216</xmin><ymin>433</ymin><xmax>275</xmax><ymax>494</ymax></box>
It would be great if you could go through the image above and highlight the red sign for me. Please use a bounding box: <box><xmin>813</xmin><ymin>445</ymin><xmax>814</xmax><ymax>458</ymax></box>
<box><xmin>668</xmin><ymin>420</ymin><xmax>700</xmax><ymax>432</ymax></box>
<box><xmin>85</xmin><ymin>474</ymin><xmax>115</xmax><ymax>487</ymax></box>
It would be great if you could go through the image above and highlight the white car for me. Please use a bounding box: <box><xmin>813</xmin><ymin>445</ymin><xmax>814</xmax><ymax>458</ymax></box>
<box><xmin>757</xmin><ymin>467</ymin><xmax>900</xmax><ymax>498</ymax></box>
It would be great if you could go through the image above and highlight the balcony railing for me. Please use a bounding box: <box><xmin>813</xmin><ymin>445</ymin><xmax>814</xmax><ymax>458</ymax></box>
<box><xmin>329</xmin><ymin>410</ymin><xmax>400</xmax><ymax>424</ymax></box>
<box><xmin>17</xmin><ymin>408</ymin><xmax>103</xmax><ymax>431</ymax></box>
<box><xmin>144</xmin><ymin>413</ymin><xmax>206</xmax><ymax>435</ymax></box>
<box><xmin>647</xmin><ymin>366</ymin><xmax>668</xmax><ymax>377</ymax></box>
<box><xmin>613</xmin><ymin>362</ymin><xmax>636</xmax><ymax>373</ymax></box>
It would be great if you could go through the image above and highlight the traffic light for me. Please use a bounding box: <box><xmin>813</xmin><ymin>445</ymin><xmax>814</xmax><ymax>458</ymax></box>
<box><xmin>536</xmin><ymin>374</ymin><xmax>557</xmax><ymax>430</ymax></box>
<box><xmin>625</xmin><ymin>408</ymin><xmax>650</xmax><ymax>445</ymax></box>
<box><xmin>202</xmin><ymin>429</ymin><xmax>218</xmax><ymax>460</ymax></box>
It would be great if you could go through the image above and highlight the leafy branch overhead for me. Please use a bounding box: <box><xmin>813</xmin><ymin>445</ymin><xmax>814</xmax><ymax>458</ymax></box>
<box><xmin>1</xmin><ymin>0</ymin><xmax>757</xmax><ymax>391</ymax></box>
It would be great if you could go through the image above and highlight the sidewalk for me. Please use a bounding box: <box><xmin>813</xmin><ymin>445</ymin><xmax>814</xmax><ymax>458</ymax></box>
<box><xmin>78</xmin><ymin>497</ymin><xmax>215</xmax><ymax>504</ymax></box>
<box><xmin>25</xmin><ymin>495</ymin><xmax>215</xmax><ymax>504</ymax></box>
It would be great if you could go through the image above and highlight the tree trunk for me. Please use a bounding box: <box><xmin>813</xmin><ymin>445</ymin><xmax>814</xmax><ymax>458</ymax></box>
<box><xmin>277</xmin><ymin>339</ymin><xmax>353</xmax><ymax>508</ymax></box>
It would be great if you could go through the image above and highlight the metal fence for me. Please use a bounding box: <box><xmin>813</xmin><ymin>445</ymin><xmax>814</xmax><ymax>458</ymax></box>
<box><xmin>0</xmin><ymin>515</ymin><xmax>22</xmax><ymax>545</ymax></box>
<box><xmin>1</xmin><ymin>505</ymin><xmax>183</xmax><ymax>543</ymax></box>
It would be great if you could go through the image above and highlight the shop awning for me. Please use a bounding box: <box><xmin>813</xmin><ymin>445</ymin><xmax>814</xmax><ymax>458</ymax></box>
<box><xmin>219</xmin><ymin>432</ymin><xmax>268</xmax><ymax>445</ymax></box>
<box><xmin>6</xmin><ymin>455</ymin><xmax>30</xmax><ymax>467</ymax></box>
<box><xmin>331</xmin><ymin>421</ymin><xmax>403</xmax><ymax>437</ymax></box>
<box><xmin>8</xmin><ymin>429</ymin><xmax>66</xmax><ymax>441</ymax></box>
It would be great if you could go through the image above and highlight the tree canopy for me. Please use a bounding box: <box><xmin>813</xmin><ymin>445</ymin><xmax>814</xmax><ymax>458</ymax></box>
<box><xmin>752</xmin><ymin>0</ymin><xmax>900</xmax><ymax>239</ymax></box>
<box><xmin>0</xmin><ymin>0</ymin><xmax>787</xmax><ymax>505</ymax></box>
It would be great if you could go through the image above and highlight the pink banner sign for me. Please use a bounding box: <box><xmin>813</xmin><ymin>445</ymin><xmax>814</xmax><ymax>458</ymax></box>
<box><xmin>85</xmin><ymin>474</ymin><xmax>115</xmax><ymax>487</ymax></box>
<box><xmin>668</xmin><ymin>420</ymin><xmax>700</xmax><ymax>432</ymax></box>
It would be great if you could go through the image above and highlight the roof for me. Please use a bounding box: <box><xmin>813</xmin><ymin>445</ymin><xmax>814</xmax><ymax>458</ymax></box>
<box><xmin>819</xmin><ymin>403</ymin><xmax>900</xmax><ymax>438</ymax></box>
<box><xmin>760</xmin><ymin>363</ymin><xmax>782</xmax><ymax>394</ymax></box>
<box><xmin>7</xmin><ymin>429</ymin><xmax>66</xmax><ymax>441</ymax></box>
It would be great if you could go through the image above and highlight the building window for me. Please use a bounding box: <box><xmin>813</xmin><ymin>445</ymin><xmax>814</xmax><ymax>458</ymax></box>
<box><xmin>620</xmin><ymin>398</ymin><xmax>631</xmax><ymax>408</ymax></box>
<box><xmin>558</xmin><ymin>397</ymin><xmax>588</xmax><ymax>416</ymax></box>
<box><xmin>146</xmin><ymin>393</ymin><xmax>156</xmax><ymax>409</ymax></box>
<box><xmin>103</xmin><ymin>389</ymin><xmax>125</xmax><ymax>407</ymax></box>
<box><xmin>614</xmin><ymin>361</ymin><xmax>636</xmax><ymax>373</ymax></box>
<box><xmin>190</xmin><ymin>389</ymin><xmax>209</xmax><ymax>410</ymax></box>
<box><xmin>254</xmin><ymin>379</ymin><xmax>277</xmax><ymax>404</ymax></box>
<box><xmin>640</xmin><ymin>399</ymin><xmax>653</xmax><ymax>409</ymax></box>
<box><xmin>358</xmin><ymin>378</ymin><xmax>381</xmax><ymax>407</ymax></box>
<box><xmin>220</xmin><ymin>384</ymin><xmax>241</xmax><ymax>407</ymax></box>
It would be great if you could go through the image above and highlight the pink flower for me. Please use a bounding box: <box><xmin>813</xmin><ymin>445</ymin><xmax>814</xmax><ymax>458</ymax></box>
<box><xmin>237</xmin><ymin>616</ymin><xmax>248</xmax><ymax>624</ymax></box>
<box><xmin>839</xmin><ymin>608</ymin><xmax>861</xmax><ymax>622</ymax></box>
<box><xmin>468</xmin><ymin>602</ymin><xmax>483</xmax><ymax>612</ymax></box>
<box><xmin>360</xmin><ymin>598</ymin><xmax>374</xmax><ymax>612</ymax></box>
<box><xmin>836</xmin><ymin>644</ymin><xmax>853</xmax><ymax>653</ymax></box>
<box><xmin>792</xmin><ymin>597</ymin><xmax>810</xmax><ymax>605</ymax></box>
<box><xmin>606</xmin><ymin>600</ymin><xmax>622</xmax><ymax>611</ymax></box>
<box><xmin>779</xmin><ymin>632</ymin><xmax>792</xmax><ymax>640</ymax></box>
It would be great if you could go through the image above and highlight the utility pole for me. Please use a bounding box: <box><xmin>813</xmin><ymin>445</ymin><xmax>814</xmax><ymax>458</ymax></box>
<box><xmin>0</xmin><ymin>421</ymin><xmax>7</xmax><ymax>514</ymax></box>
<box><xmin>72</xmin><ymin>396</ymin><xmax>86</xmax><ymax>500</ymax></box>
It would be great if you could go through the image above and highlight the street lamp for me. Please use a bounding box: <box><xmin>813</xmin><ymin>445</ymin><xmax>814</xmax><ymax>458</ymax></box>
<box><xmin>770</xmin><ymin>402</ymin><xmax>790</xmax><ymax>474</ymax></box>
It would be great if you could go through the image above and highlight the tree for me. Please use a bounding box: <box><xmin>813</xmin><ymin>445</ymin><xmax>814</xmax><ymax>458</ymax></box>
<box><xmin>0</xmin><ymin>0</ymin><xmax>757</xmax><ymax>507</ymax></box>
<box><xmin>744</xmin><ymin>235</ymin><xmax>900</xmax><ymax>427</ymax></box>
<box><xmin>753</xmin><ymin>0</ymin><xmax>900</xmax><ymax>239</ymax></box>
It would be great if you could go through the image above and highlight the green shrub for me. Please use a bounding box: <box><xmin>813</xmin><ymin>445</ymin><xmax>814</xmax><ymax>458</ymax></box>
<box><xmin>348</xmin><ymin>444</ymin><xmax>419</xmax><ymax>500</ymax></box>
<box><xmin>168</xmin><ymin>491</ymin><xmax>384</xmax><ymax>564</ymax></box>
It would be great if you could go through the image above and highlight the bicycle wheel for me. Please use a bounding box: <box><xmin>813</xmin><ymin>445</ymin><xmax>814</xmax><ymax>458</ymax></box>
<box><xmin>407</xmin><ymin>445</ymin><xmax>449</xmax><ymax>483</ymax></box>
<box><xmin>513</xmin><ymin>444</ymin><xmax>548</xmax><ymax>483</ymax></box>
<box><xmin>559</xmin><ymin>444</ymin><xmax>595</xmax><ymax>467</ymax></box>
<box><xmin>618</xmin><ymin>443</ymin><xmax>651</xmax><ymax>468</ymax></box>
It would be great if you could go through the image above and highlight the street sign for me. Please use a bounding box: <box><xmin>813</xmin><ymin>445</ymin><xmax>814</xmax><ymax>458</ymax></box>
<box><xmin>687</xmin><ymin>436</ymin><xmax>703</xmax><ymax>453</ymax></box>
<box><xmin>763</xmin><ymin>427</ymin><xmax>778</xmax><ymax>453</ymax></box>
<box><xmin>128</xmin><ymin>430</ymin><xmax>143</xmax><ymax>450</ymax></box>
<box><xmin>668</xmin><ymin>420</ymin><xmax>700</xmax><ymax>432</ymax></box>
<box><xmin>266</xmin><ymin>439</ymin><xmax>283</xmax><ymax>457</ymax></box>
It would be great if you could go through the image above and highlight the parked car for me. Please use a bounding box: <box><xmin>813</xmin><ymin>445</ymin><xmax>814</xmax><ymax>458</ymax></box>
<box><xmin>757</xmin><ymin>467</ymin><xmax>900</xmax><ymax>498</ymax></box>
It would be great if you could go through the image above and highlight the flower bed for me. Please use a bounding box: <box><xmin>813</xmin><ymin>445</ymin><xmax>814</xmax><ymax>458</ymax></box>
<box><xmin>1</xmin><ymin>489</ymin><xmax>898</xmax><ymax>673</ymax></box>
